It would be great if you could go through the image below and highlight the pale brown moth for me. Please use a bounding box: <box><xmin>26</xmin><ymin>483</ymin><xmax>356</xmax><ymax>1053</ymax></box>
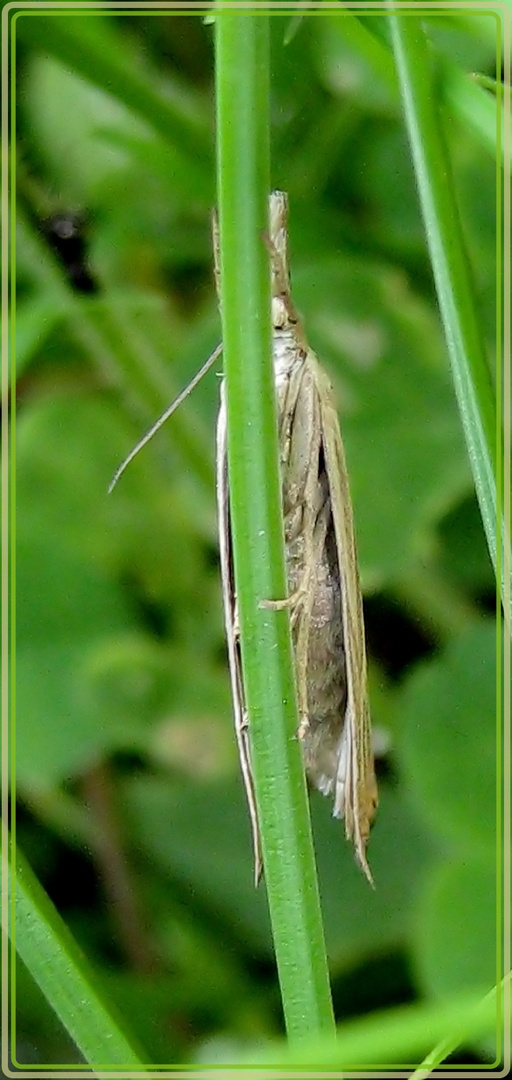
<box><xmin>109</xmin><ymin>191</ymin><xmax>377</xmax><ymax>885</ymax></box>
<box><xmin>215</xmin><ymin>193</ymin><xmax>377</xmax><ymax>885</ymax></box>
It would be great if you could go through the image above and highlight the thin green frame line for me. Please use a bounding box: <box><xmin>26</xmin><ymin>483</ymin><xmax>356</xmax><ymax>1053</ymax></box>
<box><xmin>493</xmin><ymin>12</ymin><xmax>508</xmax><ymax>1047</ymax></box>
<box><xmin>493</xmin><ymin>4</ymin><xmax>504</xmax><ymax>1054</ymax></box>
<box><xmin>388</xmin><ymin>8</ymin><xmax>507</xmax><ymax>1072</ymax></box>
<box><xmin>1</xmin><ymin>1</ymin><xmax>13</xmax><ymax>1075</ymax></box>
<box><xmin>494</xmin><ymin>11</ymin><xmax>503</xmax><ymax>1011</ymax></box>
<box><xmin>5</xmin><ymin>2</ymin><xmax>510</xmax><ymax>1074</ymax></box>
<box><xmin>9</xmin><ymin>10</ymin><xmax>18</xmax><ymax>1065</ymax></box>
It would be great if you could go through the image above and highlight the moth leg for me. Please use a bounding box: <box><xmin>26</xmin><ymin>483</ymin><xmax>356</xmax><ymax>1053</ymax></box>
<box><xmin>259</xmin><ymin>582</ymin><xmax>306</xmax><ymax>614</ymax></box>
<box><xmin>239</xmin><ymin>709</ymin><xmax>249</xmax><ymax>734</ymax></box>
<box><xmin>260</xmin><ymin>501</ymin><xmax>324</xmax><ymax>735</ymax></box>
<box><xmin>217</xmin><ymin>391</ymin><xmax>263</xmax><ymax>883</ymax></box>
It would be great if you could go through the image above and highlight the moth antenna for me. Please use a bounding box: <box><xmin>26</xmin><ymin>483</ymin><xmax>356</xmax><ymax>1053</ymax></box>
<box><xmin>108</xmin><ymin>342</ymin><xmax>223</xmax><ymax>493</ymax></box>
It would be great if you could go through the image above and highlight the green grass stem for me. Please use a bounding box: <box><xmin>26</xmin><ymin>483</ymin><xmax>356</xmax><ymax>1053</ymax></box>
<box><xmin>9</xmin><ymin>846</ymin><xmax>150</xmax><ymax>1069</ymax></box>
<box><xmin>214</xmin><ymin>11</ymin><xmax>335</xmax><ymax>1042</ymax></box>
<box><xmin>388</xmin><ymin>12</ymin><xmax>505</xmax><ymax>609</ymax></box>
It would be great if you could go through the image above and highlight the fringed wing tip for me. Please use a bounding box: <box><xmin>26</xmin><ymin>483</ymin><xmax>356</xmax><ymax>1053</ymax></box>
<box><xmin>354</xmin><ymin>835</ymin><xmax>375</xmax><ymax>889</ymax></box>
<box><xmin>338</xmin><ymin>784</ymin><xmax>377</xmax><ymax>887</ymax></box>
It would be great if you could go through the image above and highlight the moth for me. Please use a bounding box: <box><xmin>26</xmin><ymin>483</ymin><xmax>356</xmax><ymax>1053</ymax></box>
<box><xmin>109</xmin><ymin>191</ymin><xmax>377</xmax><ymax>885</ymax></box>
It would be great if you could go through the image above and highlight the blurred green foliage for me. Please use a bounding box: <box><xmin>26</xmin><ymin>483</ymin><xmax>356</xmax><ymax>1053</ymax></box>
<box><xmin>10</xmin><ymin>8</ymin><xmax>502</xmax><ymax>1069</ymax></box>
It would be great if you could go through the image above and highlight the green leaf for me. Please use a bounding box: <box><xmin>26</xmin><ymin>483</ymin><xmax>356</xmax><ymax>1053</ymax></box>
<box><xmin>396</xmin><ymin>620</ymin><xmax>497</xmax><ymax>852</ymax></box>
<box><xmin>409</xmin><ymin>977</ymin><xmax>508</xmax><ymax>1078</ymax></box>
<box><xmin>249</xmin><ymin>983</ymin><xmax>507</xmax><ymax>1068</ymax></box>
<box><xmin>124</xmin><ymin>774</ymin><xmax>435</xmax><ymax>970</ymax></box>
<box><xmin>22</xmin><ymin>54</ymin><xmax>212</xmax><ymax>208</ymax></box>
<box><xmin>8</xmin><ymin>297</ymin><xmax>67</xmax><ymax>389</ymax></box>
<box><xmin>9</xmin><ymin>847</ymin><xmax>150</xmax><ymax>1069</ymax></box>
<box><xmin>413</xmin><ymin>855</ymin><xmax>498</xmax><ymax>1001</ymax></box>
<box><xmin>17</xmin><ymin>14</ymin><xmax>211</xmax><ymax>171</ymax></box>
<box><xmin>14</xmin><ymin>392</ymin><xmax>223</xmax><ymax>788</ymax></box>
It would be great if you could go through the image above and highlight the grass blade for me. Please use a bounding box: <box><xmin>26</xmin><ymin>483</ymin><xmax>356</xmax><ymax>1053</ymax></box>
<box><xmin>9</xmin><ymin>845</ymin><xmax>150</xmax><ymax>1069</ymax></box>
<box><xmin>388</xmin><ymin>10</ymin><xmax>504</xmax><ymax>609</ymax></box>
<box><xmin>214</xmin><ymin>12</ymin><xmax>335</xmax><ymax>1042</ymax></box>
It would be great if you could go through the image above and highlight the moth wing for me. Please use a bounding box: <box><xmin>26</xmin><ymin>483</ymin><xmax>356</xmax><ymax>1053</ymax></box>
<box><xmin>216</xmin><ymin>387</ymin><xmax>263</xmax><ymax>883</ymax></box>
<box><xmin>315</xmin><ymin>358</ymin><xmax>377</xmax><ymax>883</ymax></box>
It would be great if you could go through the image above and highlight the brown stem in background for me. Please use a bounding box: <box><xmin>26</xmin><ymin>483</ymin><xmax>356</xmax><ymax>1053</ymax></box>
<box><xmin>81</xmin><ymin>760</ymin><xmax>159</xmax><ymax>975</ymax></box>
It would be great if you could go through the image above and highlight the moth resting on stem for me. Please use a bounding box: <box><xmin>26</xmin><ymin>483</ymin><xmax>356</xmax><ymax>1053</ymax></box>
<box><xmin>110</xmin><ymin>191</ymin><xmax>378</xmax><ymax>886</ymax></box>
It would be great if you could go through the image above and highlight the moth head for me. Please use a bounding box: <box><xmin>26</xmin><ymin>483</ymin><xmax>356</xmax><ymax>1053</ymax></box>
<box><xmin>212</xmin><ymin>192</ymin><xmax>300</xmax><ymax>332</ymax></box>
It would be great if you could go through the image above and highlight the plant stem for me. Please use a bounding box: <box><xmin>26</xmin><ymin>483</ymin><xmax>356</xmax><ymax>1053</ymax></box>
<box><xmin>388</xmin><ymin>11</ymin><xmax>503</xmax><ymax>607</ymax></box>
<box><xmin>214</xmin><ymin>12</ymin><xmax>335</xmax><ymax>1041</ymax></box>
<box><xmin>10</xmin><ymin>846</ymin><xmax>151</xmax><ymax>1069</ymax></box>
